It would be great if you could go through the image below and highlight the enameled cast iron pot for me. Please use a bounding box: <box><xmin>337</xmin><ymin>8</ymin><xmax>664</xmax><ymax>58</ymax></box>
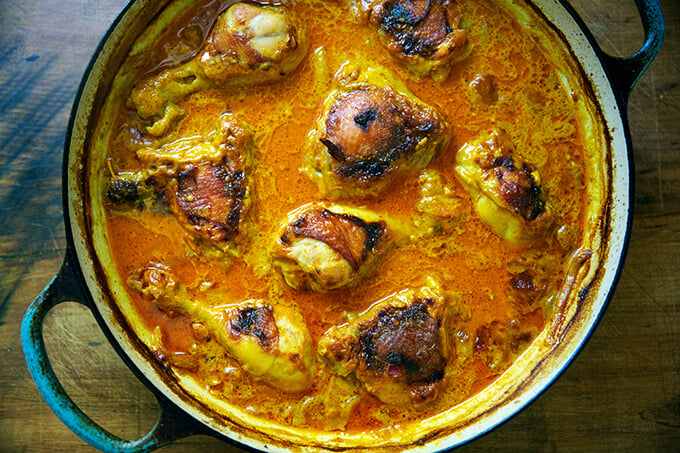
<box><xmin>22</xmin><ymin>1</ymin><xmax>665</xmax><ymax>451</ymax></box>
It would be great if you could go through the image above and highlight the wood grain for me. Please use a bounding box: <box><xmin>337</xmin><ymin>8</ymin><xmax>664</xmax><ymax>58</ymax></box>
<box><xmin>1</xmin><ymin>0</ymin><xmax>678</xmax><ymax>451</ymax></box>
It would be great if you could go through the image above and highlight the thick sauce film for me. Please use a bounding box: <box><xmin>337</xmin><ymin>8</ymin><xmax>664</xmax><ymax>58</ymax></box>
<box><xmin>101</xmin><ymin>0</ymin><xmax>592</xmax><ymax>436</ymax></box>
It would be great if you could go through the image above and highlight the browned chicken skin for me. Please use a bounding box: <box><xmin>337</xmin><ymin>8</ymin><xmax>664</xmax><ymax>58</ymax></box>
<box><xmin>197</xmin><ymin>2</ymin><xmax>306</xmax><ymax>82</ymax></box>
<box><xmin>128</xmin><ymin>264</ymin><xmax>316</xmax><ymax>392</ymax></box>
<box><xmin>280</xmin><ymin>207</ymin><xmax>387</xmax><ymax>271</ymax></box>
<box><xmin>228</xmin><ymin>305</ymin><xmax>279</xmax><ymax>350</ymax></box>
<box><xmin>455</xmin><ymin>131</ymin><xmax>549</xmax><ymax>245</ymax></box>
<box><xmin>128</xmin><ymin>2</ymin><xmax>308</xmax><ymax>136</ymax></box>
<box><xmin>318</xmin><ymin>279</ymin><xmax>469</xmax><ymax>406</ymax></box>
<box><xmin>107</xmin><ymin>114</ymin><xmax>253</xmax><ymax>250</ymax></box>
<box><xmin>273</xmin><ymin>204</ymin><xmax>392</xmax><ymax>291</ymax></box>
<box><xmin>475</xmin><ymin>151</ymin><xmax>544</xmax><ymax>222</ymax></box>
<box><xmin>304</xmin><ymin>66</ymin><xmax>450</xmax><ymax>198</ymax></box>
<box><xmin>321</xmin><ymin>86</ymin><xmax>441</xmax><ymax>182</ymax></box>
<box><xmin>360</xmin><ymin>302</ymin><xmax>445</xmax><ymax>388</ymax></box>
<box><xmin>169</xmin><ymin>161</ymin><xmax>247</xmax><ymax>244</ymax></box>
<box><xmin>352</xmin><ymin>0</ymin><xmax>468</xmax><ymax>80</ymax></box>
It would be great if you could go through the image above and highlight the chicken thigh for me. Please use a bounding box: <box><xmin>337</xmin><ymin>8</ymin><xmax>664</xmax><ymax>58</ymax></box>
<box><xmin>351</xmin><ymin>0</ymin><xmax>469</xmax><ymax>81</ymax></box>
<box><xmin>272</xmin><ymin>203</ymin><xmax>393</xmax><ymax>291</ymax></box>
<box><xmin>318</xmin><ymin>279</ymin><xmax>468</xmax><ymax>406</ymax></box>
<box><xmin>455</xmin><ymin>131</ymin><xmax>549</xmax><ymax>245</ymax></box>
<box><xmin>107</xmin><ymin>114</ymin><xmax>253</xmax><ymax>250</ymax></box>
<box><xmin>304</xmin><ymin>66</ymin><xmax>450</xmax><ymax>198</ymax></box>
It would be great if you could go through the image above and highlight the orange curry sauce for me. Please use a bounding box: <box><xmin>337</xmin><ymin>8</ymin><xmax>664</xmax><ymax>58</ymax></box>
<box><xmin>104</xmin><ymin>0</ymin><xmax>587</xmax><ymax>432</ymax></box>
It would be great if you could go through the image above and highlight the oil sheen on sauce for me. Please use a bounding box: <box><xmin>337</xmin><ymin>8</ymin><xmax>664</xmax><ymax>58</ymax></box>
<box><xmin>103</xmin><ymin>0</ymin><xmax>588</xmax><ymax>433</ymax></box>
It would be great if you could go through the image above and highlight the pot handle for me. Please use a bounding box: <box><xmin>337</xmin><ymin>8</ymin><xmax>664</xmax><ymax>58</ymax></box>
<box><xmin>21</xmin><ymin>247</ymin><xmax>202</xmax><ymax>452</ymax></box>
<box><xmin>597</xmin><ymin>0</ymin><xmax>665</xmax><ymax>103</ymax></box>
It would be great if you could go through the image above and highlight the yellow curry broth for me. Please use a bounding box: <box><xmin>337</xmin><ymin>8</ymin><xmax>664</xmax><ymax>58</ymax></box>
<box><xmin>103</xmin><ymin>0</ymin><xmax>590</xmax><ymax>434</ymax></box>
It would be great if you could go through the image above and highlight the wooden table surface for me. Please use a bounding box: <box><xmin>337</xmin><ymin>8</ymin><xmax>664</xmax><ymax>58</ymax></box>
<box><xmin>1</xmin><ymin>1</ymin><xmax>678</xmax><ymax>451</ymax></box>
